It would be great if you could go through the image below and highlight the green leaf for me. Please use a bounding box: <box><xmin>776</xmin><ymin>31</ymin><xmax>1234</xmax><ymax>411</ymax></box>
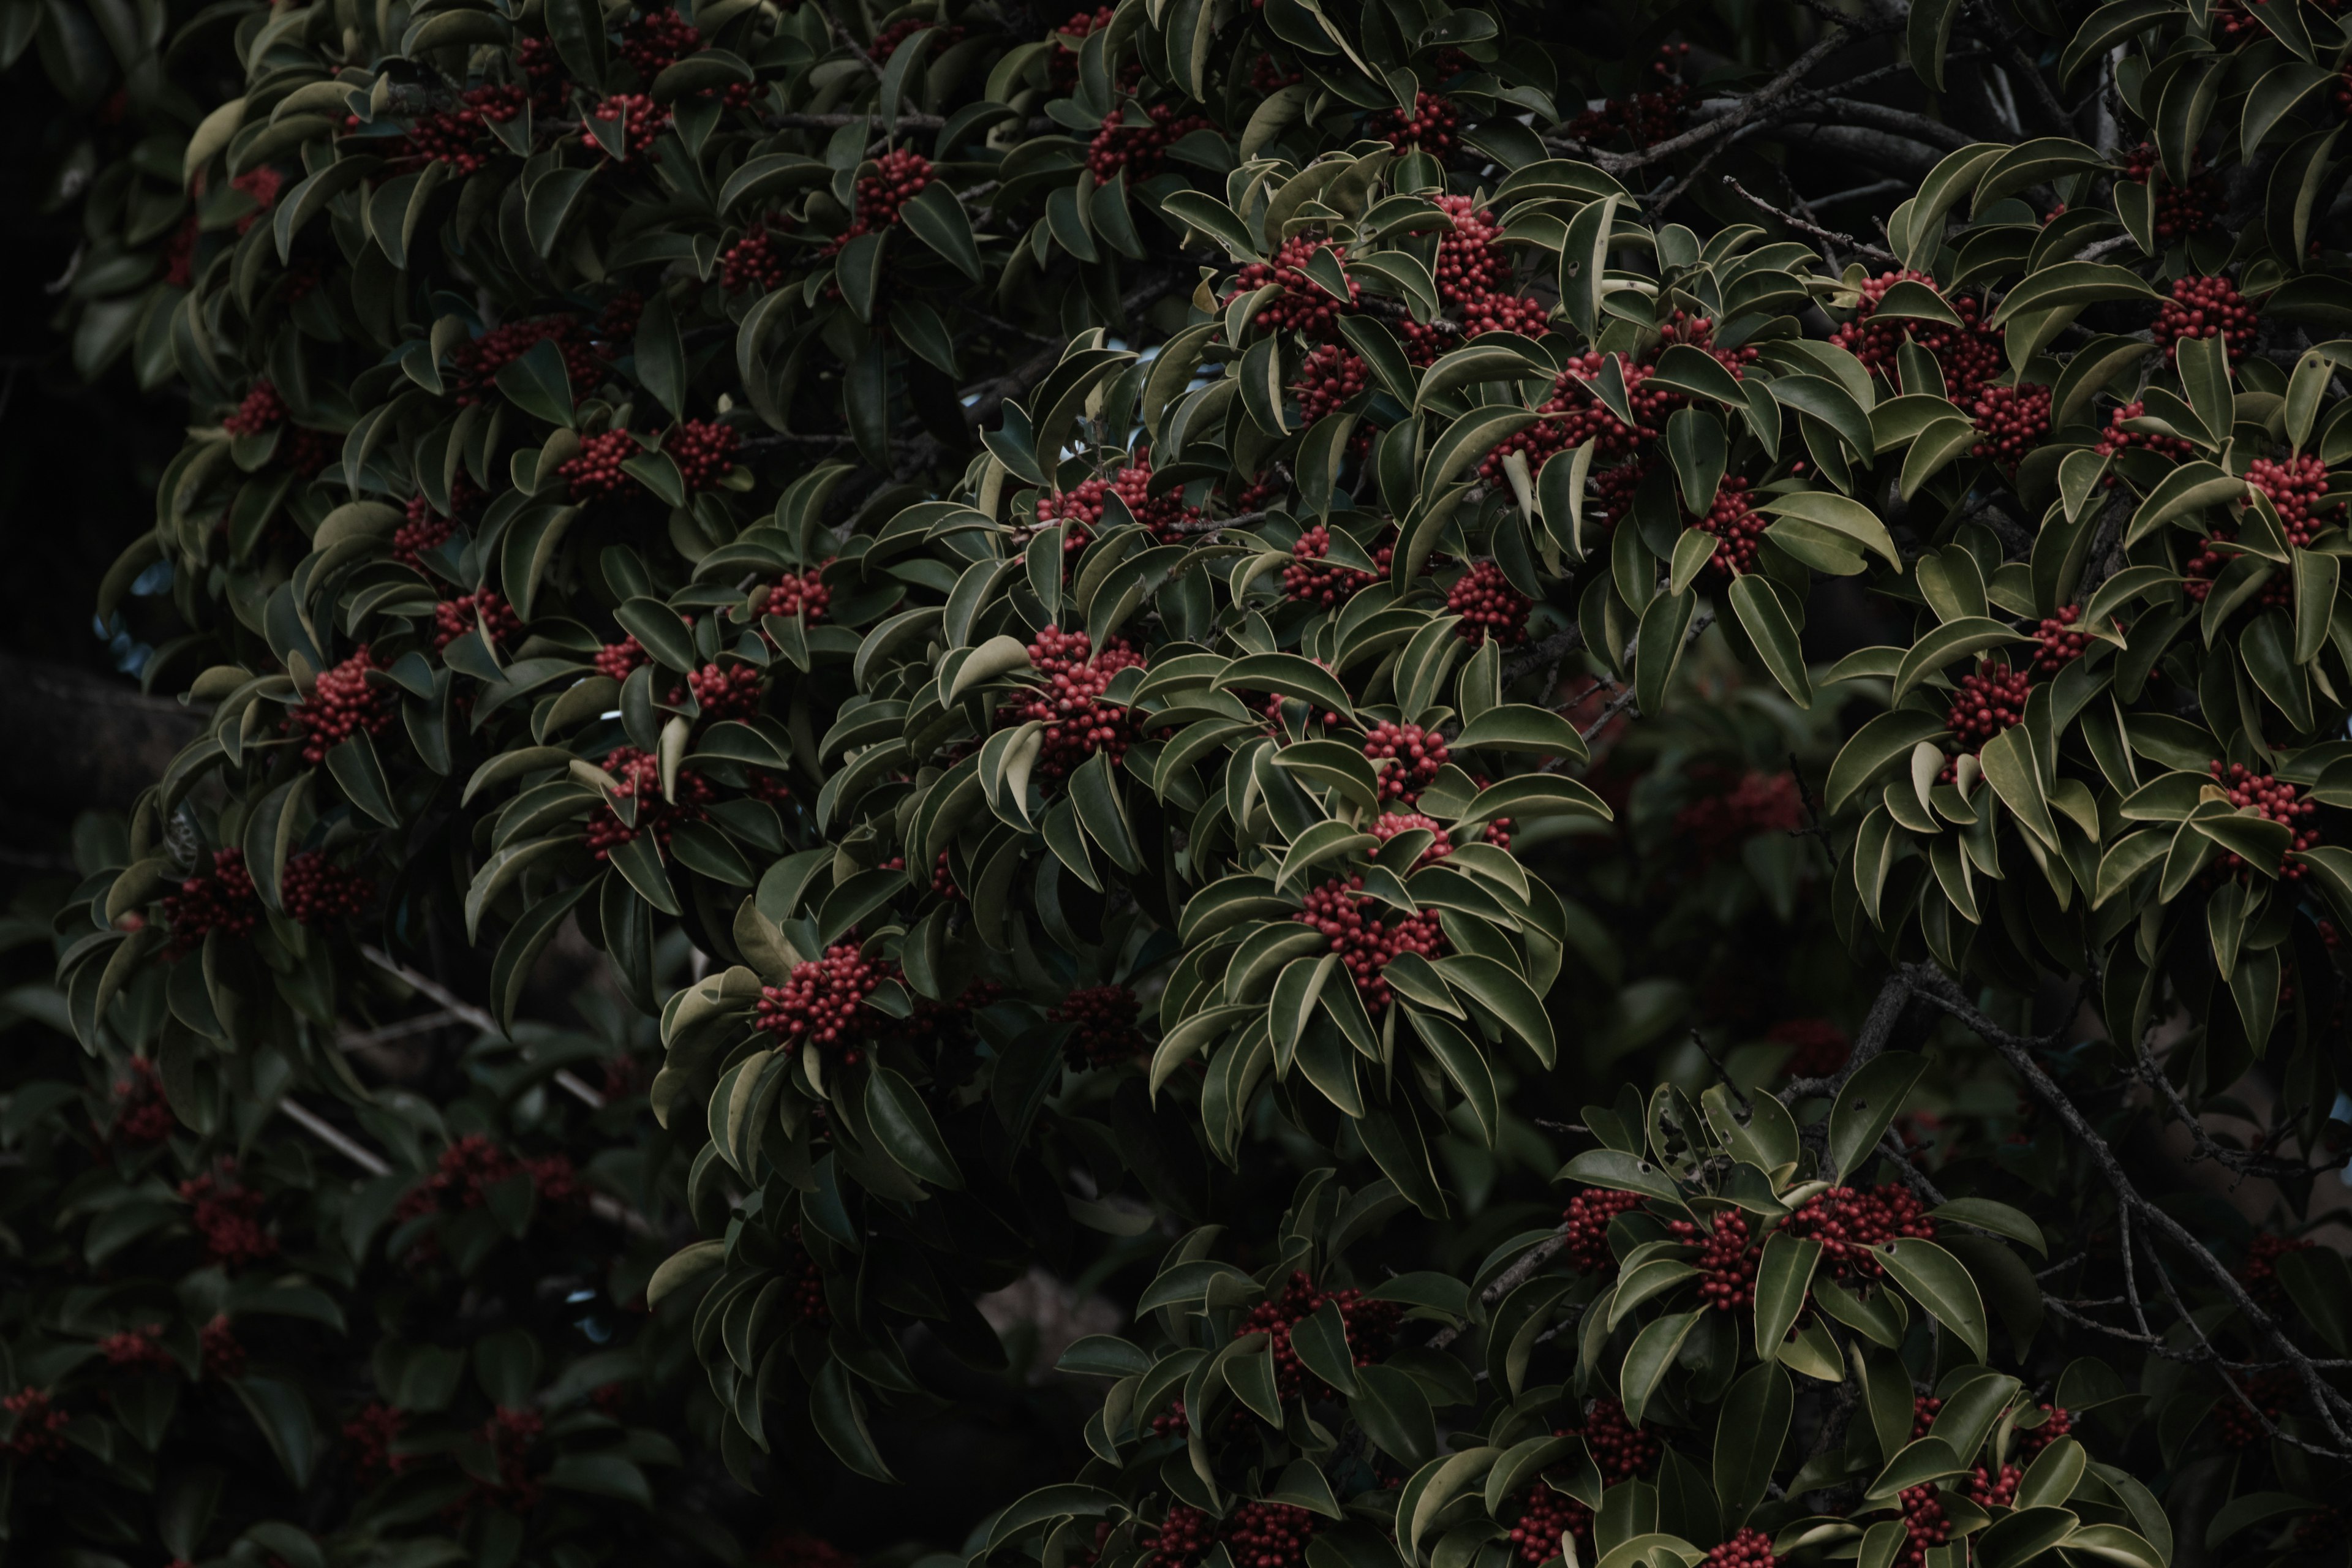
<box><xmin>635</xmin><ymin>289</ymin><xmax>689</xmax><ymax>422</ymax></box>
<box><xmin>1557</xmin><ymin>1148</ymin><xmax>1681</xmax><ymax>1207</ymax></box>
<box><xmin>1826</xmin><ymin>1050</ymin><xmax>1927</xmax><ymax>1183</ymax></box>
<box><xmin>1214</xmin><ymin>652</ymin><xmax>1355</xmax><ymax>719</ymax></box>
<box><xmin>865</xmin><ymin>1066</ymin><xmax>963</xmax><ymax>1188</ymax></box>
<box><xmin>1714</xmin><ymin>1362</ymin><xmax>1793</xmax><ymax>1526</ymax></box>
<box><xmin>1909</xmin><ymin>0</ymin><xmax>1961</xmax><ymax>91</ymax></box>
<box><xmin>231</xmin><ymin>1377</ymin><xmax>321</xmax><ymax>1488</ymax></box>
<box><xmin>1988</xmin><ymin>262</ymin><xmax>2158</xmax><ymax>325</ymax></box>
<box><xmin>1752</xmin><ymin>1232</ymin><xmax>1821</xmax><ymax>1357</ymax></box>
<box><xmin>1727</xmin><ymin>575</ymin><xmax>1811</xmax><ymax>709</ymax></box>
<box><xmin>1865</xmin><ymin>1437</ymin><xmax>1967</xmax><ymax>1501</ymax></box>
<box><xmin>545</xmin><ymin>1453</ymin><xmax>653</xmax><ymax>1509</ymax></box>
<box><xmin>1452</xmin><ymin>704</ymin><xmax>1589</xmax><ymax>760</ymax></box>
<box><xmin>811</xmin><ymin>1359</ymin><xmax>897</xmax><ymax>1482</ymax></box>
<box><xmin>1758</xmin><ymin>490</ymin><xmax>1900</xmax><ymax>571</ymax></box>
<box><xmin>1426</xmin><ymin>955</ymin><xmax>1555</xmax><ymax>1068</ymax></box>
<box><xmin>494</xmin><ymin>337</ymin><xmax>575</xmax><ymax>426</ymax></box>
<box><xmin>1618</xmin><ymin>1310</ymin><xmax>1698</xmax><ymax>1427</ymax></box>
<box><xmin>325</xmin><ymin>731</ymin><xmax>399</xmax><ymax>826</ymax></box>
<box><xmin>1976</xmin><ymin>1510</ymin><xmax>2078</xmax><ymax>1568</ymax></box>
<box><xmin>1929</xmin><ymin>1197</ymin><xmax>2048</xmax><ymax>1256</ymax></box>
<box><xmin>1875</xmin><ymin>1237</ymin><xmax>1989</xmax><ymax>1360</ymax></box>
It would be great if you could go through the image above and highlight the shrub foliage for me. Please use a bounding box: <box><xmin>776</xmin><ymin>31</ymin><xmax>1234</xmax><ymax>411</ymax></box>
<box><xmin>22</xmin><ymin>0</ymin><xmax>2352</xmax><ymax>1566</ymax></box>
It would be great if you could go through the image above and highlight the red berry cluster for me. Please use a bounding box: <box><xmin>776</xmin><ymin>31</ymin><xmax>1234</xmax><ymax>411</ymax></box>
<box><xmin>1227</xmin><ymin>235</ymin><xmax>1360</xmax><ymax>337</ymax></box>
<box><xmin>826</xmin><ymin>148</ymin><xmax>934</xmax><ymax>251</ymax></box>
<box><xmin>1051</xmin><ymin>983</ymin><xmax>1146</xmax><ymax>1068</ymax></box>
<box><xmin>2034</xmin><ymin>604</ymin><xmax>2092</xmax><ymax>673</ymax></box>
<box><xmin>1562</xmin><ymin>1186</ymin><xmax>1645</xmax><ymax>1271</ymax></box>
<box><xmin>395</xmin><ymin>1134</ymin><xmax>581</xmax><ymax>1221</ymax></box>
<box><xmin>1969</xmin><ymin>382</ymin><xmax>2052</xmax><ymax>472</ymax></box>
<box><xmin>1479</xmin><ymin>352</ymin><xmax>1684</xmax><ymax>483</ymax></box>
<box><xmin>2180</xmin><ymin>528</ymin><xmax>2241</xmax><ymax>604</ymax></box>
<box><xmin>478</xmin><ymin>1405</ymin><xmax>545</xmax><ymax>1507</ymax></box>
<box><xmin>1375</xmin><ymin>91</ymin><xmax>1459</xmax><ymax>158</ymax></box>
<box><xmin>1046</xmin><ymin>4</ymin><xmax>1117</xmax><ymax>88</ymax></box>
<box><xmin>2221</xmin><ymin>1369</ymin><xmax>2293</xmax><ymax>1447</ymax></box>
<box><xmin>764</xmin><ymin>1535</ymin><xmax>857</xmax><ymax>1568</ymax></box>
<box><xmin>674</xmin><ymin>661</ymin><xmax>766</xmax><ymax>720</ymax></box>
<box><xmin>1966</xmin><ymin>1461</ymin><xmax>2021</xmax><ymax>1509</ymax></box>
<box><xmin>1704</xmin><ymin>1528</ymin><xmax>1779</xmax><ymax>1568</ymax></box>
<box><xmin>1034</xmin><ymin>454</ymin><xmax>1202</xmax><ymax>544</ymax></box>
<box><xmin>669</xmin><ymin>418</ymin><xmax>738</xmax><ymax>491</ymax></box>
<box><xmin>2241</xmin><ymin>1231</ymin><xmax>2315</xmax><ymax>1298</ymax></box>
<box><xmin>755</xmin><ymin>943</ymin><xmax>891</xmax><ymax>1064</ymax></box>
<box><xmin>1087</xmin><ymin>103</ymin><xmax>1212</xmax><ymax>181</ymax></box>
<box><xmin>561</xmin><ymin>428</ymin><xmax>643</xmax><ymax>502</ymax></box>
<box><xmin>1281</xmin><ymin>526</ymin><xmax>1383</xmax><ymax>606</ymax></box>
<box><xmin>872</xmin><ymin>17</ymin><xmax>964</xmax><ymax>59</ymax></box>
<box><xmin>179</xmin><ymin>1166</ymin><xmax>276</xmax><ymax>1267</ymax></box>
<box><xmin>1249</xmin><ymin>50</ymin><xmax>1303</xmax><ymax>92</ymax></box>
<box><xmin>1369</xmin><ymin>811</ymin><xmax>1452</xmax><ymax>867</ymax></box>
<box><xmin>1831</xmin><ymin>271</ymin><xmax>2005</xmax><ymax>402</ymax></box>
<box><xmin>224</xmin><ymin>379</ymin><xmax>287</xmax><ymax>435</ymax></box>
<box><xmin>1912</xmin><ymin>1393</ymin><xmax>1943</xmax><ymax>1439</ymax></box>
<box><xmin>721</xmin><ymin>221</ymin><xmax>793</xmax><ymax>295</ymax></box>
<box><xmin>1234</xmin><ymin>1271</ymin><xmax>1405</xmax><ymax>1403</ymax></box>
<box><xmin>200</xmin><ymin>1313</ymin><xmax>244</xmax><ymax>1378</ymax></box>
<box><xmin>620</xmin><ymin>4</ymin><xmax>700</xmax><ymax>78</ymax></box>
<box><xmin>345</xmin><ymin>1401</ymin><xmax>410</xmax><ymax>1479</ymax></box>
<box><xmin>2015</xmin><ymin>1401</ymin><xmax>2073</xmax><ymax>1458</ymax></box>
<box><xmin>1141</xmin><ymin>1503</ymin><xmax>1217</xmax><ymax>1568</ymax></box>
<box><xmin>1362</xmin><ymin>720</ymin><xmax>1448</xmax><ymax>805</ymax></box>
<box><xmin>778</xmin><ymin>1226</ymin><xmax>832</xmax><ymax>1328</ymax></box>
<box><xmin>1667</xmin><ymin>1207</ymin><xmax>1758</xmax><ymax>1310</ymax></box>
<box><xmin>394</xmin><ymin>494</ymin><xmax>458</xmax><ymax>567</ymax></box>
<box><xmin>1784</xmin><ymin>1183</ymin><xmax>1936</xmax><ymax>1278</ymax></box>
<box><xmin>762</xmin><ymin>564</ymin><xmax>834</xmax><ymax>622</ymax></box>
<box><xmin>1568</xmin><ymin>46</ymin><xmax>1696</xmax><ymax>148</ymax></box>
<box><xmin>1292</xmin><ymin>344</ymin><xmax>1370</xmax><ymax>423</ymax></box>
<box><xmin>1430</xmin><ymin>195</ymin><xmax>1512</xmax><ymax>305</ymax></box>
<box><xmin>998</xmin><ymin>628</ymin><xmax>1147</xmax><ymax>780</ymax></box>
<box><xmin>590</xmin><ymin>92</ymin><xmax>671</xmax><ymax>156</ymax></box>
<box><xmin>2208</xmin><ymin>761</ymin><xmax>2321</xmax><ymax>873</ymax></box>
<box><xmin>392</xmin><ymin>84</ymin><xmax>525</xmax><ymax>175</ymax></box>
<box><xmin>1770</xmin><ymin>1017</ymin><xmax>1851</xmax><ymax>1078</ymax></box>
<box><xmin>594</xmin><ymin>635</ymin><xmax>649</xmax><ymax>681</ymax></box>
<box><xmin>1509</xmin><ymin>1481</ymin><xmax>1593</xmax><ymax>1565</ymax></box>
<box><xmin>582</xmin><ymin>744</ymin><xmax>714</xmax><ymax>859</ymax></box>
<box><xmin>2120</xmin><ymin>142</ymin><xmax>2222</xmax><ymax>243</ymax></box>
<box><xmin>1580</xmin><ymin>1395</ymin><xmax>1659</xmax><ymax>1483</ymax></box>
<box><xmin>1945</xmin><ymin>659</ymin><xmax>2031</xmax><ymax>747</ymax></box>
<box><xmin>1689</xmin><ymin>477</ymin><xmax>1768</xmax><ymax>578</ymax></box>
<box><xmin>1673</xmin><ymin>769</ymin><xmax>1804</xmax><ymax>861</ymax></box>
<box><xmin>281</xmin><ymin>850</ymin><xmax>371</xmax><ymax>926</ymax></box>
<box><xmin>1223</xmin><ymin>1502</ymin><xmax>1320</xmax><ymax>1568</ymax></box>
<box><xmin>2154</xmin><ymin>274</ymin><xmax>2259</xmax><ymax>363</ymax></box>
<box><xmin>1294</xmin><ymin>877</ymin><xmax>1447</xmax><ymax>1014</ymax></box>
<box><xmin>2247</xmin><ymin>453</ymin><xmax>2330</xmax><ymax>546</ymax></box>
<box><xmin>434</xmin><ymin>589</ymin><xmax>524</xmax><ymax>651</ymax></box>
<box><xmin>4</xmin><ymin>1389</ymin><xmax>68</xmax><ymax>1459</ymax></box>
<box><xmin>1897</xmin><ymin>1485</ymin><xmax>1951</xmax><ymax>1568</ymax></box>
<box><xmin>455</xmin><ymin>316</ymin><xmax>604</xmax><ymax>405</ymax></box>
<box><xmin>2092</xmin><ymin>399</ymin><xmax>2195</xmax><ymax>462</ymax></box>
<box><xmin>162</xmin><ymin>848</ymin><xmax>262</xmax><ymax>957</ymax></box>
<box><xmin>111</xmin><ymin>1056</ymin><xmax>175</xmax><ymax>1145</ymax></box>
<box><xmin>99</xmin><ymin>1322</ymin><xmax>168</xmax><ymax>1368</ymax></box>
<box><xmin>1446</xmin><ymin>561</ymin><xmax>1531</xmax><ymax>645</ymax></box>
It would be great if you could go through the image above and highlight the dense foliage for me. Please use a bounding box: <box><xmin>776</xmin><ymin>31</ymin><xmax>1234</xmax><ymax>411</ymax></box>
<box><xmin>21</xmin><ymin>0</ymin><xmax>2352</xmax><ymax>1566</ymax></box>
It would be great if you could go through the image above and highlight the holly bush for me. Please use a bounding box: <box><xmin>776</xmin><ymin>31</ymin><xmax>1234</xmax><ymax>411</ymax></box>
<box><xmin>32</xmin><ymin>0</ymin><xmax>2352</xmax><ymax>1565</ymax></box>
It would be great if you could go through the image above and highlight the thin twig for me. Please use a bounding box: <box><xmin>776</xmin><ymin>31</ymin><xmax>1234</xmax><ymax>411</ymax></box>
<box><xmin>361</xmin><ymin>947</ymin><xmax>606</xmax><ymax>1111</ymax></box>
<box><xmin>1722</xmin><ymin>175</ymin><xmax>1898</xmax><ymax>263</ymax></box>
